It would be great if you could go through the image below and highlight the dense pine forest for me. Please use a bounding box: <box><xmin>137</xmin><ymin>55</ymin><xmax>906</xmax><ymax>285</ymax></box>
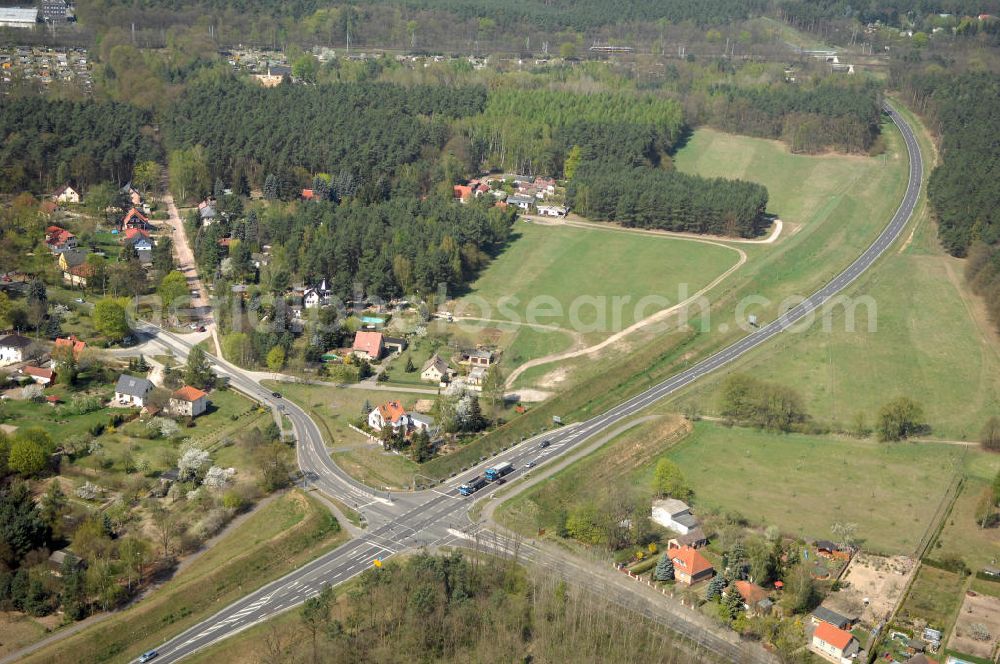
<box><xmin>709</xmin><ymin>79</ymin><xmax>882</xmax><ymax>153</ymax></box>
<box><xmin>568</xmin><ymin>161</ymin><xmax>770</xmax><ymax>237</ymax></box>
<box><xmin>896</xmin><ymin>70</ymin><xmax>1000</xmax><ymax>333</ymax></box>
<box><xmin>164</xmin><ymin>77</ymin><xmax>487</xmax><ymax>195</ymax></box>
<box><xmin>0</xmin><ymin>98</ymin><xmax>156</xmax><ymax>194</ymax></box>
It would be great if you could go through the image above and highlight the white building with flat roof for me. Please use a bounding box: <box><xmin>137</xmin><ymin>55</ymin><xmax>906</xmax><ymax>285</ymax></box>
<box><xmin>0</xmin><ymin>7</ymin><xmax>38</xmax><ymax>28</ymax></box>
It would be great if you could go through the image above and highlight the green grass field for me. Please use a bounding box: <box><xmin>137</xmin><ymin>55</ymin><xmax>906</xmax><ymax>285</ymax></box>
<box><xmin>499</xmin><ymin>419</ymin><xmax>965</xmax><ymax>556</ymax></box>
<box><xmin>668</xmin><ymin>115</ymin><xmax>1000</xmax><ymax>440</ymax></box>
<box><xmin>898</xmin><ymin>565</ymin><xmax>965</xmax><ymax>633</ymax></box>
<box><xmin>458</xmin><ymin>221</ymin><xmax>739</xmax><ymax>342</ymax></box>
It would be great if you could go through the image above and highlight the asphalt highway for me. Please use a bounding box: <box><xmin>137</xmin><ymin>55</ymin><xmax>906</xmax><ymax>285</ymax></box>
<box><xmin>138</xmin><ymin>101</ymin><xmax>921</xmax><ymax>663</ymax></box>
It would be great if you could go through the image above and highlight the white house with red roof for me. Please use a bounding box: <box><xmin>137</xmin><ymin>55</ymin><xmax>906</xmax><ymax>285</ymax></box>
<box><xmin>45</xmin><ymin>226</ymin><xmax>77</xmax><ymax>254</ymax></box>
<box><xmin>21</xmin><ymin>365</ymin><xmax>55</xmax><ymax>386</ymax></box>
<box><xmin>352</xmin><ymin>330</ymin><xmax>384</xmax><ymax>360</ymax></box>
<box><xmin>811</xmin><ymin>621</ymin><xmax>860</xmax><ymax>663</ymax></box>
<box><xmin>170</xmin><ymin>385</ymin><xmax>209</xmax><ymax>417</ymax></box>
<box><xmin>368</xmin><ymin>400</ymin><xmax>412</xmax><ymax>433</ymax></box>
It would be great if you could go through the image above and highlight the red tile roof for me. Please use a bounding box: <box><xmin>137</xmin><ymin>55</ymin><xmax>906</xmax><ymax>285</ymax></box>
<box><xmin>124</xmin><ymin>227</ymin><xmax>150</xmax><ymax>241</ymax></box>
<box><xmin>453</xmin><ymin>185</ymin><xmax>472</xmax><ymax>200</ymax></box>
<box><xmin>734</xmin><ymin>580</ymin><xmax>769</xmax><ymax>605</ymax></box>
<box><xmin>172</xmin><ymin>385</ymin><xmax>208</xmax><ymax>402</ymax></box>
<box><xmin>301</xmin><ymin>188</ymin><xmax>315</xmax><ymax>200</ymax></box>
<box><xmin>66</xmin><ymin>263</ymin><xmax>95</xmax><ymax>278</ymax></box>
<box><xmin>54</xmin><ymin>336</ymin><xmax>86</xmax><ymax>356</ymax></box>
<box><xmin>352</xmin><ymin>331</ymin><xmax>383</xmax><ymax>357</ymax></box>
<box><xmin>671</xmin><ymin>546</ymin><xmax>713</xmax><ymax>576</ymax></box>
<box><xmin>23</xmin><ymin>366</ymin><xmax>55</xmax><ymax>380</ymax></box>
<box><xmin>123</xmin><ymin>208</ymin><xmax>149</xmax><ymax>226</ymax></box>
<box><xmin>814</xmin><ymin>621</ymin><xmax>855</xmax><ymax>651</ymax></box>
<box><xmin>377</xmin><ymin>400</ymin><xmax>407</xmax><ymax>424</ymax></box>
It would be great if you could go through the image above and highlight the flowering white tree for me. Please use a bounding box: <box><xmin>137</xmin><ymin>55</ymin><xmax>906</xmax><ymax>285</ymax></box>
<box><xmin>178</xmin><ymin>446</ymin><xmax>211</xmax><ymax>481</ymax></box>
<box><xmin>203</xmin><ymin>466</ymin><xmax>236</xmax><ymax>489</ymax></box>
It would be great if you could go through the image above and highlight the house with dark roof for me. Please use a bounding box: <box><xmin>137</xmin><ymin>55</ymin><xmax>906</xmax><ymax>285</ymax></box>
<box><xmin>421</xmin><ymin>354</ymin><xmax>451</xmax><ymax>383</ymax></box>
<box><xmin>58</xmin><ymin>249</ymin><xmax>86</xmax><ymax>272</ymax></box>
<box><xmin>121</xmin><ymin>207</ymin><xmax>151</xmax><ymax>231</ymax></box>
<box><xmin>461</xmin><ymin>348</ymin><xmax>494</xmax><ymax>367</ymax></box>
<box><xmin>670</xmin><ymin>545</ymin><xmax>714</xmax><ymax>585</ymax></box>
<box><xmin>811</xmin><ymin>606</ymin><xmax>857</xmax><ymax>630</ymax></box>
<box><xmin>52</xmin><ymin>184</ymin><xmax>80</xmax><ymax>204</ymax></box>
<box><xmin>114</xmin><ymin>374</ymin><xmax>154</xmax><ymax>407</ymax></box>
<box><xmin>383</xmin><ymin>336</ymin><xmax>407</xmax><ymax>354</ymax></box>
<box><xmin>0</xmin><ymin>334</ymin><xmax>33</xmax><ymax>365</ymax></box>
<box><xmin>668</xmin><ymin>527</ymin><xmax>708</xmax><ymax>550</ymax></box>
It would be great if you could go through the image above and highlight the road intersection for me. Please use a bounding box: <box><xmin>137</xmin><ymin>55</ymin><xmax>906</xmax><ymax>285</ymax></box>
<box><xmin>134</xmin><ymin>102</ymin><xmax>922</xmax><ymax>663</ymax></box>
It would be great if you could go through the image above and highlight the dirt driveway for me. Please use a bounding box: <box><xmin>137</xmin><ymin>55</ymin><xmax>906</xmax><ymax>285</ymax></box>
<box><xmin>161</xmin><ymin>190</ymin><xmax>212</xmax><ymax>323</ymax></box>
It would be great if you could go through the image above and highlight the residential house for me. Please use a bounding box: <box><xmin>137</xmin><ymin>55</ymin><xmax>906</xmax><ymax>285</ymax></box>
<box><xmin>507</xmin><ymin>194</ymin><xmax>534</xmax><ymax>211</ymax></box>
<box><xmin>21</xmin><ymin>365</ymin><xmax>55</xmax><ymax>385</ymax></box>
<box><xmin>410</xmin><ymin>413</ymin><xmax>436</xmax><ymax>435</ymax></box>
<box><xmin>48</xmin><ymin>549</ymin><xmax>84</xmax><ymax>575</ymax></box>
<box><xmin>45</xmin><ymin>226</ymin><xmax>77</xmax><ymax>253</ymax></box>
<box><xmin>383</xmin><ymin>336</ymin><xmax>407</xmax><ymax>354</ymax></box>
<box><xmin>512</xmin><ymin>175</ymin><xmax>534</xmax><ymax>186</ymax></box>
<box><xmin>815</xmin><ymin>540</ymin><xmax>851</xmax><ymax>561</ymax></box>
<box><xmin>0</xmin><ymin>334</ymin><xmax>33</xmax><ymax>365</ymax></box>
<box><xmin>811</xmin><ymin>622</ymin><xmax>860</xmax><ymax>664</ymax></box>
<box><xmin>651</xmin><ymin>498</ymin><xmax>701</xmax><ymax>534</ymax></box>
<box><xmin>368</xmin><ymin>400</ymin><xmax>413</xmax><ymax>434</ymax></box>
<box><xmin>537</xmin><ymin>204</ymin><xmax>567</xmax><ymax>217</ymax></box>
<box><xmin>58</xmin><ymin>249</ymin><xmax>87</xmax><ymax>272</ymax></box>
<box><xmin>352</xmin><ymin>331</ymin><xmax>384</xmax><ymax>360</ymax></box>
<box><xmin>52</xmin><ymin>184</ymin><xmax>80</xmax><ymax>204</ymax></box>
<box><xmin>120</xmin><ymin>183</ymin><xmax>142</xmax><ymax>206</ymax></box>
<box><xmin>301</xmin><ymin>188</ymin><xmax>316</xmax><ymax>200</ymax></box>
<box><xmin>811</xmin><ymin>606</ymin><xmax>857</xmax><ymax>631</ymax></box>
<box><xmin>732</xmin><ymin>580</ymin><xmax>772</xmax><ymax>616</ymax></box>
<box><xmin>199</xmin><ymin>203</ymin><xmax>217</xmax><ymax>225</ymax></box>
<box><xmin>461</xmin><ymin>349</ymin><xmax>494</xmax><ymax>367</ymax></box>
<box><xmin>303</xmin><ymin>288</ymin><xmax>323</xmax><ymax>309</ymax></box>
<box><xmin>63</xmin><ymin>262</ymin><xmax>94</xmax><ymax>288</ymax></box>
<box><xmin>467</xmin><ymin>365</ymin><xmax>487</xmax><ymax>389</ymax></box>
<box><xmin>54</xmin><ymin>335</ymin><xmax>86</xmax><ymax>361</ymax></box>
<box><xmin>534</xmin><ymin>177</ymin><xmax>557</xmax><ymax>195</ymax></box>
<box><xmin>170</xmin><ymin>385</ymin><xmax>208</xmax><ymax>418</ymax></box>
<box><xmin>421</xmin><ymin>354</ymin><xmax>451</xmax><ymax>383</ymax></box>
<box><xmin>667</xmin><ymin>527</ymin><xmax>708</xmax><ymax>550</ymax></box>
<box><xmin>114</xmin><ymin>374</ymin><xmax>154</xmax><ymax>407</ymax></box>
<box><xmin>453</xmin><ymin>184</ymin><xmax>473</xmax><ymax>202</ymax></box>
<box><xmin>122</xmin><ymin>207</ymin><xmax>151</xmax><ymax>231</ymax></box>
<box><xmin>670</xmin><ymin>546</ymin><xmax>714</xmax><ymax>585</ymax></box>
<box><xmin>123</xmin><ymin>228</ymin><xmax>154</xmax><ymax>252</ymax></box>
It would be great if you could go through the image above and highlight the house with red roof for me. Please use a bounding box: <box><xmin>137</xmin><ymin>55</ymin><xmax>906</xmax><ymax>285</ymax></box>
<box><xmin>63</xmin><ymin>262</ymin><xmax>95</xmax><ymax>288</ymax></box>
<box><xmin>811</xmin><ymin>621</ymin><xmax>860</xmax><ymax>663</ymax></box>
<box><xmin>731</xmin><ymin>580</ymin><xmax>772</xmax><ymax>616</ymax></box>
<box><xmin>301</xmin><ymin>188</ymin><xmax>316</xmax><ymax>200</ymax></box>
<box><xmin>21</xmin><ymin>365</ymin><xmax>55</xmax><ymax>386</ymax></box>
<box><xmin>368</xmin><ymin>400</ymin><xmax>411</xmax><ymax>433</ymax></box>
<box><xmin>170</xmin><ymin>385</ymin><xmax>209</xmax><ymax>417</ymax></box>
<box><xmin>45</xmin><ymin>226</ymin><xmax>77</xmax><ymax>254</ymax></box>
<box><xmin>121</xmin><ymin>207</ymin><xmax>151</xmax><ymax>231</ymax></box>
<box><xmin>453</xmin><ymin>184</ymin><xmax>473</xmax><ymax>202</ymax></box>
<box><xmin>54</xmin><ymin>335</ymin><xmax>86</xmax><ymax>361</ymax></box>
<box><xmin>670</xmin><ymin>545</ymin><xmax>714</xmax><ymax>585</ymax></box>
<box><xmin>352</xmin><ymin>330</ymin><xmax>384</xmax><ymax>360</ymax></box>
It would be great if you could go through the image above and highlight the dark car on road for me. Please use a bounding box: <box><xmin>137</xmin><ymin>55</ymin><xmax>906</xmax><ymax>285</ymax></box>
<box><xmin>539</xmin><ymin>440</ymin><xmax>550</xmax><ymax>449</ymax></box>
<box><xmin>272</xmin><ymin>392</ymin><xmax>282</xmax><ymax>398</ymax></box>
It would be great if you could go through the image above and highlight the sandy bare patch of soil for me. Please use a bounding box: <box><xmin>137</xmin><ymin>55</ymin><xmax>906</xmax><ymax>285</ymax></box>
<box><xmin>826</xmin><ymin>554</ymin><xmax>916</xmax><ymax>625</ymax></box>
<box><xmin>949</xmin><ymin>591</ymin><xmax>1000</xmax><ymax>659</ymax></box>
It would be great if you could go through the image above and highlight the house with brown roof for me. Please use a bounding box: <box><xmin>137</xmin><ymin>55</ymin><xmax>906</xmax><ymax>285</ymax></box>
<box><xmin>352</xmin><ymin>331</ymin><xmax>384</xmax><ymax>360</ymax></box>
<box><xmin>45</xmin><ymin>226</ymin><xmax>77</xmax><ymax>253</ymax></box>
<box><xmin>670</xmin><ymin>545</ymin><xmax>714</xmax><ymax>585</ymax></box>
<box><xmin>63</xmin><ymin>261</ymin><xmax>95</xmax><ymax>288</ymax></box>
<box><xmin>170</xmin><ymin>385</ymin><xmax>208</xmax><ymax>417</ymax></box>
<box><xmin>811</xmin><ymin>621</ymin><xmax>860</xmax><ymax>663</ymax></box>
<box><xmin>52</xmin><ymin>184</ymin><xmax>80</xmax><ymax>204</ymax></box>
<box><xmin>668</xmin><ymin>527</ymin><xmax>708</xmax><ymax>550</ymax></box>
<box><xmin>421</xmin><ymin>354</ymin><xmax>451</xmax><ymax>383</ymax></box>
<box><xmin>121</xmin><ymin>207</ymin><xmax>151</xmax><ymax>231</ymax></box>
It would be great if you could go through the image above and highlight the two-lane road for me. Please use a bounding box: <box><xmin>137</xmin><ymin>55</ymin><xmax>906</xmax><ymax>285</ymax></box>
<box><xmin>138</xmin><ymin>101</ymin><xmax>922</xmax><ymax>663</ymax></box>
